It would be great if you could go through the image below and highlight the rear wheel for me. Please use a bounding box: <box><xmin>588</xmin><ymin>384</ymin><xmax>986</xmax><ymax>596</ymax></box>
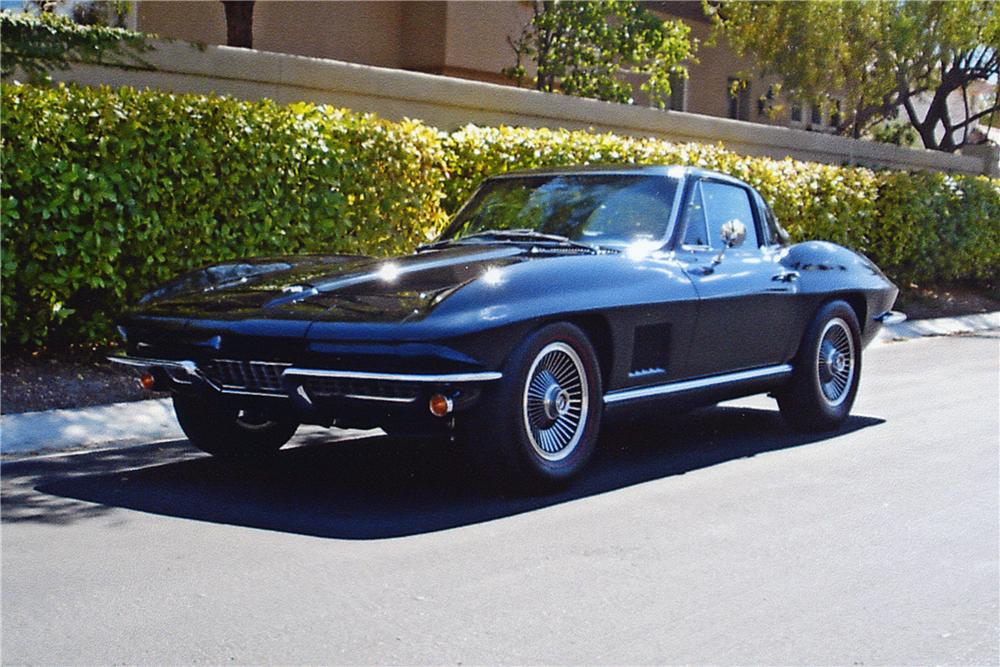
<box><xmin>460</xmin><ymin>322</ymin><xmax>603</xmax><ymax>490</ymax></box>
<box><xmin>778</xmin><ymin>300</ymin><xmax>861</xmax><ymax>431</ymax></box>
<box><xmin>173</xmin><ymin>394</ymin><xmax>299</xmax><ymax>460</ymax></box>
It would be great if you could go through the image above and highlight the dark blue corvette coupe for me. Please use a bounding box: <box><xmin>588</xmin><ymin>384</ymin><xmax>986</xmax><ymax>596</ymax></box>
<box><xmin>112</xmin><ymin>166</ymin><xmax>902</xmax><ymax>488</ymax></box>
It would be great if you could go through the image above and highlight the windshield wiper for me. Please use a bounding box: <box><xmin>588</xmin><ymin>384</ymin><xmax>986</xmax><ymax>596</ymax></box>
<box><xmin>417</xmin><ymin>229</ymin><xmax>600</xmax><ymax>253</ymax></box>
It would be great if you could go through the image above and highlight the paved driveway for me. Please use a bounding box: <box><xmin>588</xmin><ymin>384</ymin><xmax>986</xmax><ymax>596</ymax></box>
<box><xmin>2</xmin><ymin>333</ymin><xmax>997</xmax><ymax>664</ymax></box>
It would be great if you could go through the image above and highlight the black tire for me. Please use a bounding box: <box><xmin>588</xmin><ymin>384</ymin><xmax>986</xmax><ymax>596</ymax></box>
<box><xmin>777</xmin><ymin>300</ymin><xmax>862</xmax><ymax>431</ymax></box>
<box><xmin>460</xmin><ymin>322</ymin><xmax>603</xmax><ymax>490</ymax></box>
<box><xmin>172</xmin><ymin>394</ymin><xmax>299</xmax><ymax>460</ymax></box>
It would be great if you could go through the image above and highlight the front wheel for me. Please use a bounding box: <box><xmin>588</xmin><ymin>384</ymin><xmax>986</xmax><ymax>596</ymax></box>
<box><xmin>460</xmin><ymin>322</ymin><xmax>603</xmax><ymax>490</ymax></box>
<box><xmin>777</xmin><ymin>300</ymin><xmax>862</xmax><ymax>431</ymax></box>
<box><xmin>173</xmin><ymin>394</ymin><xmax>299</xmax><ymax>460</ymax></box>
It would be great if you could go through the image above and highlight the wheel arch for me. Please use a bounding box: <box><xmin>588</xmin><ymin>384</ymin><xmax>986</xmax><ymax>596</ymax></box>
<box><xmin>560</xmin><ymin>313</ymin><xmax>614</xmax><ymax>388</ymax></box>
<box><xmin>838</xmin><ymin>292</ymin><xmax>868</xmax><ymax>330</ymax></box>
<box><xmin>789</xmin><ymin>293</ymin><xmax>866</xmax><ymax>362</ymax></box>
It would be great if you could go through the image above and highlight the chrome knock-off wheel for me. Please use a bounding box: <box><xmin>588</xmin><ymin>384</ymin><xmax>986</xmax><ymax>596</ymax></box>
<box><xmin>777</xmin><ymin>300</ymin><xmax>862</xmax><ymax>432</ymax></box>
<box><xmin>523</xmin><ymin>342</ymin><xmax>589</xmax><ymax>461</ymax></box>
<box><xmin>816</xmin><ymin>317</ymin><xmax>855</xmax><ymax>407</ymax></box>
<box><xmin>459</xmin><ymin>322</ymin><xmax>602</xmax><ymax>490</ymax></box>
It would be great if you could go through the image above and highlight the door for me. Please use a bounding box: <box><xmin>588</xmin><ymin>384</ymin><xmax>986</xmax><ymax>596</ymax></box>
<box><xmin>673</xmin><ymin>178</ymin><xmax>799</xmax><ymax>379</ymax></box>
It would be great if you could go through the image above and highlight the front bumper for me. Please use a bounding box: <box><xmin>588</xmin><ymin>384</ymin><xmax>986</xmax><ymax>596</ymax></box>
<box><xmin>108</xmin><ymin>355</ymin><xmax>501</xmax><ymax>428</ymax></box>
<box><xmin>874</xmin><ymin>310</ymin><xmax>907</xmax><ymax>326</ymax></box>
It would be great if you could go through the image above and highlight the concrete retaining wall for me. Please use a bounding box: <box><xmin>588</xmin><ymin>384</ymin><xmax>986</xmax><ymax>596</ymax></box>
<box><xmin>53</xmin><ymin>40</ymin><xmax>990</xmax><ymax>176</ymax></box>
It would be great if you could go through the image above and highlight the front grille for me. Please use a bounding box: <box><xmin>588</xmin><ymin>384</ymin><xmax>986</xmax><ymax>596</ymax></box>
<box><xmin>201</xmin><ymin>359</ymin><xmax>290</xmax><ymax>394</ymax></box>
<box><xmin>300</xmin><ymin>377</ymin><xmax>420</xmax><ymax>403</ymax></box>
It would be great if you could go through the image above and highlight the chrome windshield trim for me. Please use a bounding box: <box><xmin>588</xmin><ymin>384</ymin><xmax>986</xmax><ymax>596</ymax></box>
<box><xmin>282</xmin><ymin>368</ymin><xmax>502</xmax><ymax>383</ymax></box>
<box><xmin>604</xmin><ymin>364</ymin><xmax>793</xmax><ymax>405</ymax></box>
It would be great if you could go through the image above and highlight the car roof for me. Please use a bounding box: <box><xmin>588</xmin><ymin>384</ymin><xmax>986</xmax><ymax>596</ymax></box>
<box><xmin>493</xmin><ymin>164</ymin><xmax>749</xmax><ymax>187</ymax></box>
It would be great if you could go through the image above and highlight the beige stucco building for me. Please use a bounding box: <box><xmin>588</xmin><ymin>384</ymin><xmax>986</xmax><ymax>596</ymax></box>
<box><xmin>134</xmin><ymin>0</ymin><xmax>838</xmax><ymax>133</ymax></box>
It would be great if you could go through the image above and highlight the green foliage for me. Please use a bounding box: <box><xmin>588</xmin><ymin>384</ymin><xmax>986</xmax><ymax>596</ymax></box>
<box><xmin>709</xmin><ymin>0</ymin><xmax>1000</xmax><ymax>151</ymax></box>
<box><xmin>1</xmin><ymin>83</ymin><xmax>448</xmax><ymax>348</ymax></box>
<box><xmin>69</xmin><ymin>1</ymin><xmax>133</xmax><ymax>28</ymax></box>
<box><xmin>2</xmin><ymin>83</ymin><xmax>997</xmax><ymax>350</ymax></box>
<box><xmin>502</xmin><ymin>1</ymin><xmax>695</xmax><ymax>108</ymax></box>
<box><xmin>0</xmin><ymin>9</ymin><xmax>152</xmax><ymax>83</ymax></box>
<box><xmin>866</xmin><ymin>119</ymin><xmax>919</xmax><ymax>147</ymax></box>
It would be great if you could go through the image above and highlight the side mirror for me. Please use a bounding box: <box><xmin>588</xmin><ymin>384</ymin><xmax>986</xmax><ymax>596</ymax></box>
<box><xmin>720</xmin><ymin>219</ymin><xmax>747</xmax><ymax>248</ymax></box>
<box><xmin>710</xmin><ymin>219</ymin><xmax>747</xmax><ymax>268</ymax></box>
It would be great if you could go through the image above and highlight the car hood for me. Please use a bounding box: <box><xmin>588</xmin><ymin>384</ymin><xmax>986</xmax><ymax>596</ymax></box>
<box><xmin>134</xmin><ymin>244</ymin><xmax>546</xmax><ymax>324</ymax></box>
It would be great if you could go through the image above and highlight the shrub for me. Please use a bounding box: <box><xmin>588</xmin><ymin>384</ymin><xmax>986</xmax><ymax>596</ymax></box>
<box><xmin>2</xmin><ymin>83</ymin><xmax>997</xmax><ymax>350</ymax></box>
<box><xmin>1</xmin><ymin>83</ymin><xmax>448</xmax><ymax>347</ymax></box>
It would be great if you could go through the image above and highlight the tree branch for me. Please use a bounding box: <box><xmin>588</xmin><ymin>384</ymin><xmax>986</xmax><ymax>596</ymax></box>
<box><xmin>952</xmin><ymin>103</ymin><xmax>1000</xmax><ymax>129</ymax></box>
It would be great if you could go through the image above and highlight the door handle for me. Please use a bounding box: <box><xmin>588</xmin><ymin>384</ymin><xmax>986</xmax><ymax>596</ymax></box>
<box><xmin>772</xmin><ymin>270</ymin><xmax>799</xmax><ymax>282</ymax></box>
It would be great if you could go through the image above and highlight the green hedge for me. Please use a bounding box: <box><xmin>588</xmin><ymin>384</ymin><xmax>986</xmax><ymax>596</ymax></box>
<box><xmin>2</xmin><ymin>83</ymin><xmax>998</xmax><ymax>349</ymax></box>
<box><xmin>1</xmin><ymin>83</ymin><xmax>448</xmax><ymax>347</ymax></box>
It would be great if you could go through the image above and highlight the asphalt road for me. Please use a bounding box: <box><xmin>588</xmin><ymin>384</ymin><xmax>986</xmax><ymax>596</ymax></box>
<box><xmin>2</xmin><ymin>333</ymin><xmax>998</xmax><ymax>665</ymax></box>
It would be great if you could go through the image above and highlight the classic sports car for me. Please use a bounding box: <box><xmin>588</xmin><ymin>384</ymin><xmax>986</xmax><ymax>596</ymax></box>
<box><xmin>111</xmin><ymin>165</ymin><xmax>902</xmax><ymax>488</ymax></box>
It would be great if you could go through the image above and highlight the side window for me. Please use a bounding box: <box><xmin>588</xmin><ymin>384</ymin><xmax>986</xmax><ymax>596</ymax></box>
<box><xmin>701</xmin><ymin>182</ymin><xmax>759</xmax><ymax>248</ymax></box>
<box><xmin>681</xmin><ymin>181</ymin><xmax>710</xmax><ymax>246</ymax></box>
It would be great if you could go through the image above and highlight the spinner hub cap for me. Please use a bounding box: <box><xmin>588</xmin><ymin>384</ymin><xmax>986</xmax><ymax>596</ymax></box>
<box><xmin>522</xmin><ymin>342</ymin><xmax>590</xmax><ymax>462</ymax></box>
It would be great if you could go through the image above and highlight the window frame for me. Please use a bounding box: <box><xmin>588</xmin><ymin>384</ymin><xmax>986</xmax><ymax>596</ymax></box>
<box><xmin>829</xmin><ymin>98</ymin><xmax>843</xmax><ymax>128</ymax></box>
<box><xmin>751</xmin><ymin>188</ymin><xmax>789</xmax><ymax>247</ymax></box>
<box><xmin>790</xmin><ymin>102</ymin><xmax>803</xmax><ymax>124</ymax></box>
<box><xmin>810</xmin><ymin>104</ymin><xmax>823</xmax><ymax>125</ymax></box>
<box><xmin>727</xmin><ymin>77</ymin><xmax>752</xmax><ymax>121</ymax></box>
<box><xmin>679</xmin><ymin>180</ymin><xmax>711</xmax><ymax>248</ymax></box>
<box><xmin>668</xmin><ymin>71</ymin><xmax>687</xmax><ymax>112</ymax></box>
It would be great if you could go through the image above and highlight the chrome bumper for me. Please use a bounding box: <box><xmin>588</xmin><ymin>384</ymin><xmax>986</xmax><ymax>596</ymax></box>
<box><xmin>874</xmin><ymin>310</ymin><xmax>907</xmax><ymax>326</ymax></box>
<box><xmin>107</xmin><ymin>355</ymin><xmax>502</xmax><ymax>403</ymax></box>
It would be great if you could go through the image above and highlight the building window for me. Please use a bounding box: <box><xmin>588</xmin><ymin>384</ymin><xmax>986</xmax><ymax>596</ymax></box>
<box><xmin>727</xmin><ymin>78</ymin><xmax>751</xmax><ymax>121</ymax></box>
<box><xmin>830</xmin><ymin>99</ymin><xmax>843</xmax><ymax>127</ymax></box>
<box><xmin>757</xmin><ymin>85</ymin><xmax>778</xmax><ymax>118</ymax></box>
<box><xmin>668</xmin><ymin>71</ymin><xmax>686</xmax><ymax>112</ymax></box>
<box><xmin>790</xmin><ymin>103</ymin><xmax>803</xmax><ymax>123</ymax></box>
<box><xmin>810</xmin><ymin>104</ymin><xmax>822</xmax><ymax>125</ymax></box>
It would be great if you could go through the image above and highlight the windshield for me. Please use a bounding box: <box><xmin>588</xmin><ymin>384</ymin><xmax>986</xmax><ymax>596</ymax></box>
<box><xmin>439</xmin><ymin>174</ymin><xmax>681</xmax><ymax>248</ymax></box>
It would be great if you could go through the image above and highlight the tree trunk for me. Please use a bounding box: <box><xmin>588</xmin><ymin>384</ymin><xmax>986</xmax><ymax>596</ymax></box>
<box><xmin>221</xmin><ymin>1</ymin><xmax>255</xmax><ymax>49</ymax></box>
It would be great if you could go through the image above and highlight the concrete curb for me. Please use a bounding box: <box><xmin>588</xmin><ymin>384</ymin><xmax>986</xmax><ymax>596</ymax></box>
<box><xmin>2</xmin><ymin>311</ymin><xmax>997</xmax><ymax>458</ymax></box>
<box><xmin>1</xmin><ymin>398</ymin><xmax>181</xmax><ymax>458</ymax></box>
<box><xmin>875</xmin><ymin>310</ymin><xmax>1000</xmax><ymax>342</ymax></box>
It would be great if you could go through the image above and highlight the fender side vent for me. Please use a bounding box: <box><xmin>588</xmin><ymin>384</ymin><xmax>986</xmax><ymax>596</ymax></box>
<box><xmin>631</xmin><ymin>323</ymin><xmax>670</xmax><ymax>375</ymax></box>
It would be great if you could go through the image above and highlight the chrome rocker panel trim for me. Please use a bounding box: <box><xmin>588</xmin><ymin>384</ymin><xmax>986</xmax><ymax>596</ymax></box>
<box><xmin>603</xmin><ymin>364</ymin><xmax>793</xmax><ymax>405</ymax></box>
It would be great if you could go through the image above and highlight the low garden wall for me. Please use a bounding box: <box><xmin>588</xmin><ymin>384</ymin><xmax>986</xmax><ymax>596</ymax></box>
<box><xmin>53</xmin><ymin>40</ymin><xmax>992</xmax><ymax>177</ymax></box>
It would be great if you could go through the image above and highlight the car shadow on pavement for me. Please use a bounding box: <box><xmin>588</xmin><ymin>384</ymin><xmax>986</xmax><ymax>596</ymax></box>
<box><xmin>4</xmin><ymin>406</ymin><xmax>883</xmax><ymax>539</ymax></box>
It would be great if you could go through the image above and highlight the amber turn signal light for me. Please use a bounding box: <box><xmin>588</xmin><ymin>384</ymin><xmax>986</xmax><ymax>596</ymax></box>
<box><xmin>139</xmin><ymin>372</ymin><xmax>157</xmax><ymax>391</ymax></box>
<box><xmin>428</xmin><ymin>393</ymin><xmax>454</xmax><ymax>417</ymax></box>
